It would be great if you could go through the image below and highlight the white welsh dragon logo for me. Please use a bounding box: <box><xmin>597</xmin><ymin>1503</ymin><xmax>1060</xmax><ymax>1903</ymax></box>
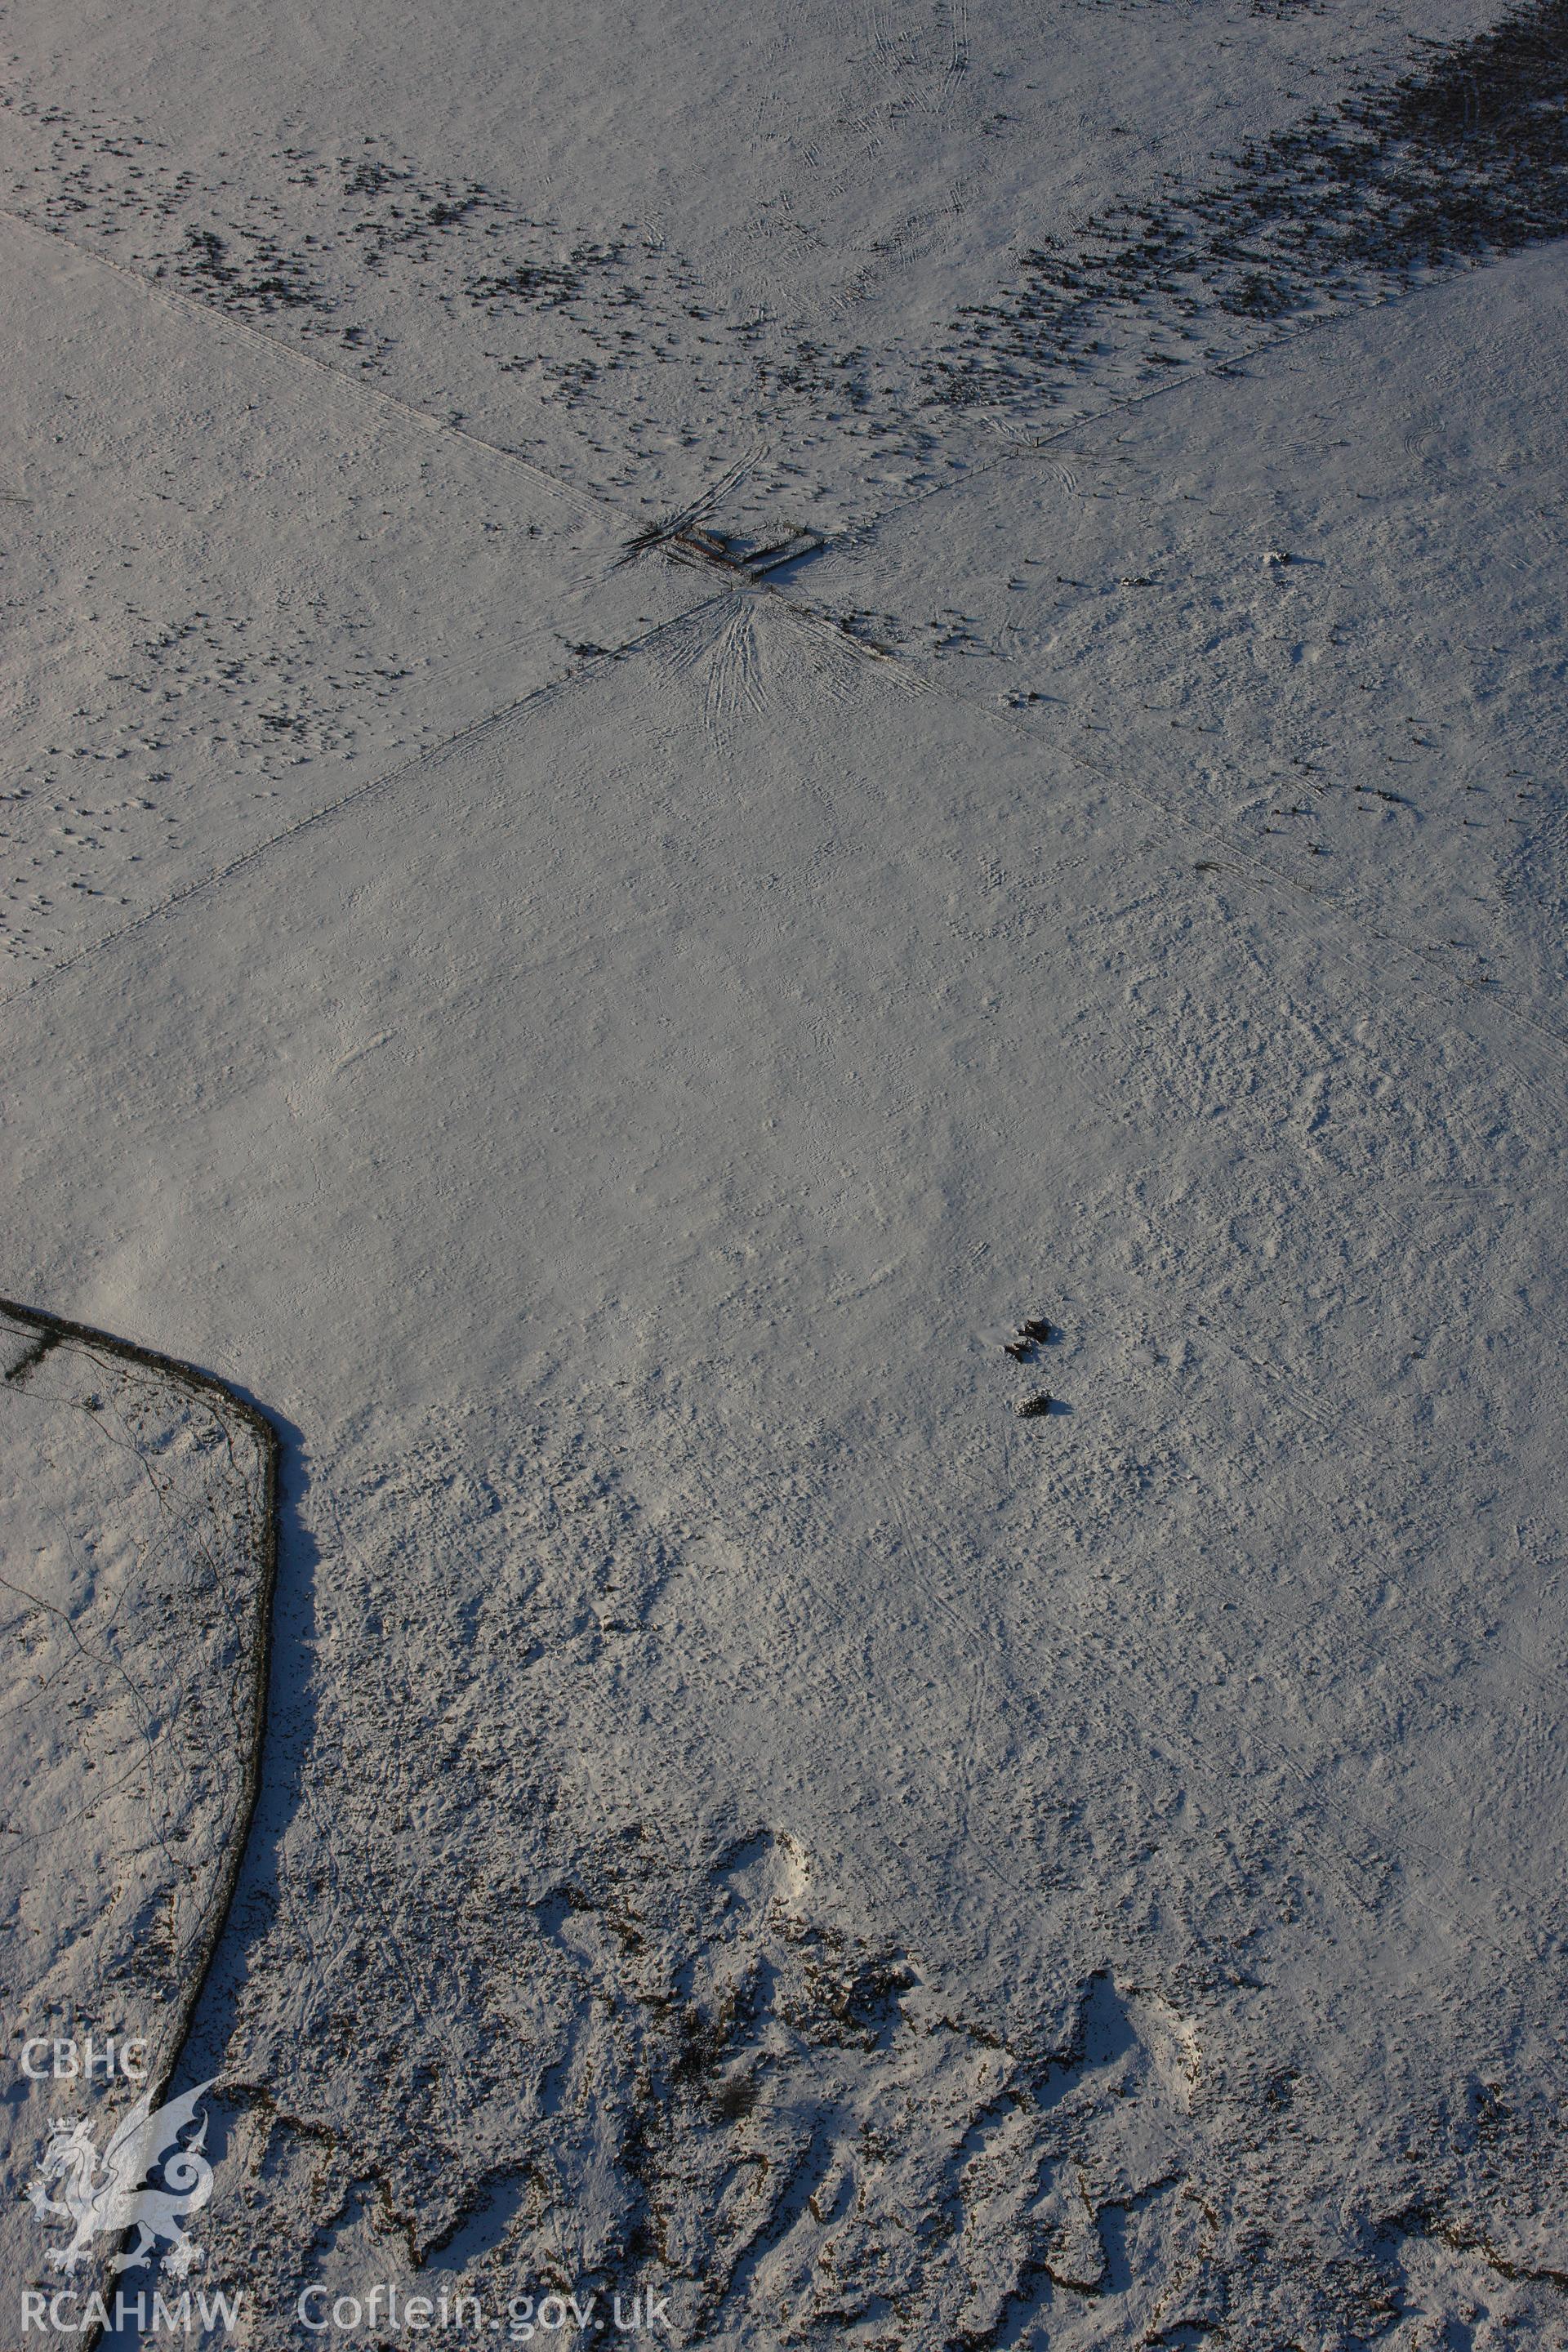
<box><xmin>26</xmin><ymin>2078</ymin><xmax>216</xmax><ymax>2278</ymax></box>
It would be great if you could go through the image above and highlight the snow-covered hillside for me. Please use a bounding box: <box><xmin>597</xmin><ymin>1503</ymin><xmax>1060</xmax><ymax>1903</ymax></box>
<box><xmin>2</xmin><ymin>0</ymin><xmax>1566</xmax><ymax>2343</ymax></box>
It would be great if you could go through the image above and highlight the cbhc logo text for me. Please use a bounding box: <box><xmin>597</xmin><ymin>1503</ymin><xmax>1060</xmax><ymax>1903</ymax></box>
<box><xmin>20</xmin><ymin>2038</ymin><xmax>149</xmax><ymax>2082</ymax></box>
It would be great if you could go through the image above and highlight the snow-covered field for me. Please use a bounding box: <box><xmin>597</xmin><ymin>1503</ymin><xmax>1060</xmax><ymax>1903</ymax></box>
<box><xmin>0</xmin><ymin>1305</ymin><xmax>274</xmax><ymax>2315</ymax></box>
<box><xmin>2</xmin><ymin>0</ymin><xmax>1566</xmax><ymax>2344</ymax></box>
